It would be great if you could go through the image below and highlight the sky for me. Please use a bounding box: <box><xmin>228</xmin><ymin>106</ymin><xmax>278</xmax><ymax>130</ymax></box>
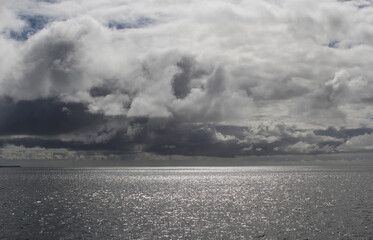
<box><xmin>1</xmin><ymin>0</ymin><xmax>373</xmax><ymax>166</ymax></box>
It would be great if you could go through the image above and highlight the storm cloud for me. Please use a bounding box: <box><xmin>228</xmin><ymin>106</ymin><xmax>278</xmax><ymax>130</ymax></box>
<box><xmin>1</xmin><ymin>0</ymin><xmax>373</xmax><ymax>162</ymax></box>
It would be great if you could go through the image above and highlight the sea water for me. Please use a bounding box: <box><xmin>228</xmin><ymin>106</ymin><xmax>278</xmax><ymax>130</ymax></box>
<box><xmin>1</xmin><ymin>166</ymin><xmax>372</xmax><ymax>239</ymax></box>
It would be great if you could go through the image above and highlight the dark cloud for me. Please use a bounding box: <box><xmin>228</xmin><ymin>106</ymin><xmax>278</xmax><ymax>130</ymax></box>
<box><xmin>171</xmin><ymin>56</ymin><xmax>208</xmax><ymax>99</ymax></box>
<box><xmin>89</xmin><ymin>86</ymin><xmax>113</xmax><ymax>98</ymax></box>
<box><xmin>0</xmin><ymin>97</ymin><xmax>105</xmax><ymax>136</ymax></box>
<box><xmin>142</xmin><ymin>123</ymin><xmax>240</xmax><ymax>157</ymax></box>
<box><xmin>21</xmin><ymin>39</ymin><xmax>81</xmax><ymax>98</ymax></box>
<box><xmin>314</xmin><ymin>126</ymin><xmax>373</xmax><ymax>139</ymax></box>
<box><xmin>206</xmin><ymin>66</ymin><xmax>226</xmax><ymax>96</ymax></box>
<box><xmin>1</xmin><ymin>100</ymin><xmax>368</xmax><ymax>158</ymax></box>
<box><xmin>0</xmin><ymin>133</ymin><xmax>131</xmax><ymax>152</ymax></box>
<box><xmin>172</xmin><ymin>57</ymin><xmax>194</xmax><ymax>99</ymax></box>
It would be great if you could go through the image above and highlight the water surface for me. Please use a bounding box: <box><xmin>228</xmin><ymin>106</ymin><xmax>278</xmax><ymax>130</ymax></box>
<box><xmin>1</xmin><ymin>166</ymin><xmax>372</xmax><ymax>239</ymax></box>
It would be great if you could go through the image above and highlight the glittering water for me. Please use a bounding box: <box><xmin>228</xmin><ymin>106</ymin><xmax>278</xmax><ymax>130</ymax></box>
<box><xmin>1</xmin><ymin>166</ymin><xmax>373</xmax><ymax>239</ymax></box>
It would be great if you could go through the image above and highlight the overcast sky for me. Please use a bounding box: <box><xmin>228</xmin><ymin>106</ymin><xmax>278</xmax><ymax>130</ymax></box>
<box><xmin>1</xmin><ymin>0</ymin><xmax>373</xmax><ymax>165</ymax></box>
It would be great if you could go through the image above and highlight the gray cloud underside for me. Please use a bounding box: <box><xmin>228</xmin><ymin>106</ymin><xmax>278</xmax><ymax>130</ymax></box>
<box><xmin>0</xmin><ymin>97</ymin><xmax>371</xmax><ymax>156</ymax></box>
<box><xmin>1</xmin><ymin>0</ymin><xmax>373</xmax><ymax>157</ymax></box>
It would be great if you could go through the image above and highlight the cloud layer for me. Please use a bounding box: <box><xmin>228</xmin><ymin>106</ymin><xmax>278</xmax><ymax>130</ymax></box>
<box><xmin>1</xmin><ymin>0</ymin><xmax>373</xmax><ymax>159</ymax></box>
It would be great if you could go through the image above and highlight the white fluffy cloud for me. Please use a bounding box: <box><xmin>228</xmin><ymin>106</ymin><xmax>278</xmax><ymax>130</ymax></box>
<box><xmin>338</xmin><ymin>133</ymin><xmax>373</xmax><ymax>152</ymax></box>
<box><xmin>1</xmin><ymin>0</ymin><xmax>373</xmax><ymax>128</ymax></box>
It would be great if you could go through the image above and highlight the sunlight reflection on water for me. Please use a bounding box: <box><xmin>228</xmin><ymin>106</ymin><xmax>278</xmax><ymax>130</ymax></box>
<box><xmin>0</xmin><ymin>166</ymin><xmax>372</xmax><ymax>239</ymax></box>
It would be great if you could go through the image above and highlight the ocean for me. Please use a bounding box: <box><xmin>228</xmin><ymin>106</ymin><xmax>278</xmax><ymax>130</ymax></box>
<box><xmin>1</xmin><ymin>166</ymin><xmax>372</xmax><ymax>239</ymax></box>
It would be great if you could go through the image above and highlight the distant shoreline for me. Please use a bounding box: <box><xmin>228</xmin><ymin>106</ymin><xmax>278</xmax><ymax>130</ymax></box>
<box><xmin>0</xmin><ymin>166</ymin><xmax>21</xmax><ymax>168</ymax></box>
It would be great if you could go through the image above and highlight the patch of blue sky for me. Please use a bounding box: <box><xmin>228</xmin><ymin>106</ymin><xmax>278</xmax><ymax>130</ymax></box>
<box><xmin>357</xmin><ymin>4</ymin><xmax>372</xmax><ymax>8</ymax></box>
<box><xmin>108</xmin><ymin>17</ymin><xmax>153</xmax><ymax>30</ymax></box>
<box><xmin>326</xmin><ymin>40</ymin><xmax>365</xmax><ymax>49</ymax></box>
<box><xmin>339</xmin><ymin>0</ymin><xmax>373</xmax><ymax>9</ymax></box>
<box><xmin>8</xmin><ymin>15</ymin><xmax>53</xmax><ymax>41</ymax></box>
<box><xmin>328</xmin><ymin>40</ymin><xmax>340</xmax><ymax>48</ymax></box>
